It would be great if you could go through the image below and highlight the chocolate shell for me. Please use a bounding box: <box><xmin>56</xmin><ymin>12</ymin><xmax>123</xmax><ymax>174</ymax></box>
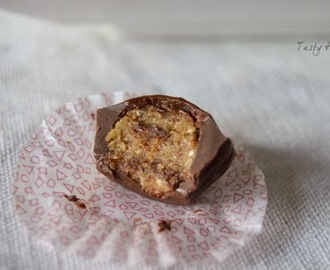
<box><xmin>94</xmin><ymin>95</ymin><xmax>235</xmax><ymax>205</ymax></box>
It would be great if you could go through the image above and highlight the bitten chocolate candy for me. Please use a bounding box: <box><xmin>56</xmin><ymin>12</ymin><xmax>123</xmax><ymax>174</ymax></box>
<box><xmin>94</xmin><ymin>95</ymin><xmax>235</xmax><ymax>205</ymax></box>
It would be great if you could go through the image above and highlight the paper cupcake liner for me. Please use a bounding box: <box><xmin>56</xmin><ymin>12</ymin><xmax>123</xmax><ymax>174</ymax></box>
<box><xmin>14</xmin><ymin>92</ymin><xmax>267</xmax><ymax>268</ymax></box>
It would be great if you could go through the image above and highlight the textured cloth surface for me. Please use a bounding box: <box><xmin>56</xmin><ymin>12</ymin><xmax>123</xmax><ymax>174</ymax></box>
<box><xmin>1</xmin><ymin>9</ymin><xmax>330</xmax><ymax>270</ymax></box>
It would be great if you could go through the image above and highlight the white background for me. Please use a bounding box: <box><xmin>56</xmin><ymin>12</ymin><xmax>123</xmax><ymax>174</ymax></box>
<box><xmin>1</xmin><ymin>0</ymin><xmax>330</xmax><ymax>39</ymax></box>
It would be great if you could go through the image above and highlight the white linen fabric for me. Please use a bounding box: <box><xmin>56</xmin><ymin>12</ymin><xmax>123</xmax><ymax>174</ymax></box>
<box><xmin>1</xmin><ymin>9</ymin><xmax>330</xmax><ymax>270</ymax></box>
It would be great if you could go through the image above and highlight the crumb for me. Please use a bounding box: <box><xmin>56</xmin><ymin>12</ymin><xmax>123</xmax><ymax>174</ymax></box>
<box><xmin>133</xmin><ymin>217</ymin><xmax>144</xmax><ymax>226</ymax></box>
<box><xmin>133</xmin><ymin>217</ymin><xmax>147</xmax><ymax>226</ymax></box>
<box><xmin>66</xmin><ymin>141</ymin><xmax>71</xmax><ymax>144</ymax></box>
<box><xmin>64</xmin><ymin>194</ymin><xmax>86</xmax><ymax>209</ymax></box>
<box><xmin>91</xmin><ymin>113</ymin><xmax>95</xmax><ymax>120</ymax></box>
<box><xmin>64</xmin><ymin>194</ymin><xmax>78</xmax><ymax>201</ymax></box>
<box><xmin>158</xmin><ymin>219</ymin><xmax>172</xmax><ymax>232</ymax></box>
<box><xmin>133</xmin><ymin>217</ymin><xmax>142</xmax><ymax>223</ymax></box>
<box><xmin>192</xmin><ymin>209</ymin><xmax>203</xmax><ymax>214</ymax></box>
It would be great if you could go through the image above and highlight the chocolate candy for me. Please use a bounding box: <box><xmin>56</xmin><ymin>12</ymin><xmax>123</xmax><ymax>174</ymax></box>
<box><xmin>94</xmin><ymin>95</ymin><xmax>235</xmax><ymax>205</ymax></box>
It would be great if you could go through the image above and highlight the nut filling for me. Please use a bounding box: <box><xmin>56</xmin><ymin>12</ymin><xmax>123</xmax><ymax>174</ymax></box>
<box><xmin>105</xmin><ymin>105</ymin><xmax>198</xmax><ymax>198</ymax></box>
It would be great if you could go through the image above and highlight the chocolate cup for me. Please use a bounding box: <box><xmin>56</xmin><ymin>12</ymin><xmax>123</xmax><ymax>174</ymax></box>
<box><xmin>94</xmin><ymin>95</ymin><xmax>235</xmax><ymax>205</ymax></box>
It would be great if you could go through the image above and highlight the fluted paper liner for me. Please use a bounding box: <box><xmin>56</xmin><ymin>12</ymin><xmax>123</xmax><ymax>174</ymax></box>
<box><xmin>14</xmin><ymin>92</ymin><xmax>267</xmax><ymax>268</ymax></box>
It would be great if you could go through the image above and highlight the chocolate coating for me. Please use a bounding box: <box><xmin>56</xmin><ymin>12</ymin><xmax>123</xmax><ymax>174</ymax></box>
<box><xmin>94</xmin><ymin>95</ymin><xmax>235</xmax><ymax>205</ymax></box>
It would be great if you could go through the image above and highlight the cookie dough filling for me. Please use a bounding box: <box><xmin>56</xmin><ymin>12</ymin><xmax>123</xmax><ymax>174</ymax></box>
<box><xmin>105</xmin><ymin>105</ymin><xmax>198</xmax><ymax>198</ymax></box>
